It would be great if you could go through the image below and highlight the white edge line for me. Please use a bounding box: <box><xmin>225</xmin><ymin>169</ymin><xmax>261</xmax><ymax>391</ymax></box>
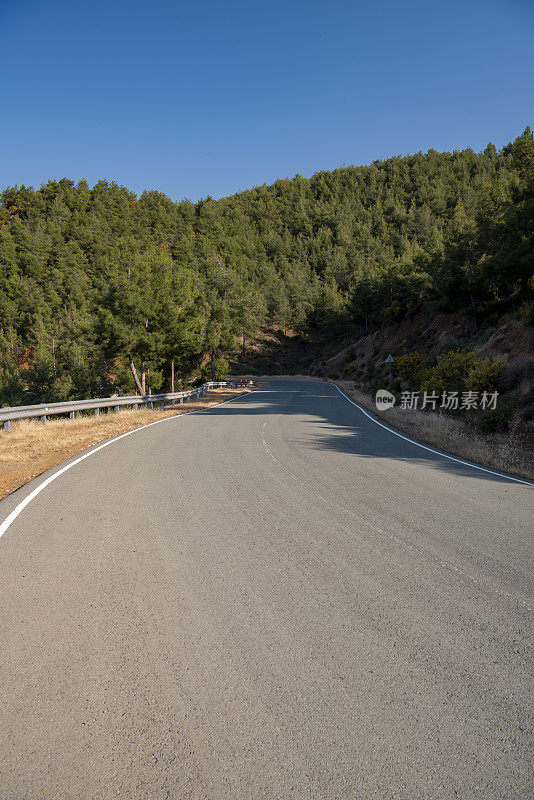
<box><xmin>0</xmin><ymin>393</ymin><xmax>246</xmax><ymax>539</ymax></box>
<box><xmin>333</xmin><ymin>384</ymin><xmax>534</xmax><ymax>487</ymax></box>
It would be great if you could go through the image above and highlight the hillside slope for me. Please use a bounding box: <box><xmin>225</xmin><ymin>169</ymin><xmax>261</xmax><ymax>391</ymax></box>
<box><xmin>1</xmin><ymin>129</ymin><xmax>532</xmax><ymax>406</ymax></box>
<box><xmin>320</xmin><ymin>314</ymin><xmax>534</xmax><ymax>418</ymax></box>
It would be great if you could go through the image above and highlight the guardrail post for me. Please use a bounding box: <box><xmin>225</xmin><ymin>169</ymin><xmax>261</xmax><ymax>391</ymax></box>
<box><xmin>179</xmin><ymin>397</ymin><xmax>183</xmax><ymax>405</ymax></box>
<box><xmin>69</xmin><ymin>411</ymin><xmax>75</xmax><ymax>421</ymax></box>
<box><xmin>113</xmin><ymin>405</ymin><xmax>119</xmax><ymax>413</ymax></box>
<box><xmin>40</xmin><ymin>415</ymin><xmax>46</xmax><ymax>425</ymax></box>
<box><xmin>3</xmin><ymin>420</ymin><xmax>10</xmax><ymax>433</ymax></box>
<box><xmin>94</xmin><ymin>408</ymin><xmax>99</xmax><ymax>417</ymax></box>
<box><xmin>132</xmin><ymin>403</ymin><xmax>138</xmax><ymax>411</ymax></box>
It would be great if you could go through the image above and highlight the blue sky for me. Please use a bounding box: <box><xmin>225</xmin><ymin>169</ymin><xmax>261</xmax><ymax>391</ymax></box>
<box><xmin>1</xmin><ymin>0</ymin><xmax>532</xmax><ymax>202</ymax></box>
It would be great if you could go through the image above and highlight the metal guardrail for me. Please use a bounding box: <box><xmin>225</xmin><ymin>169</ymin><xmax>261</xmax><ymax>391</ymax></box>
<box><xmin>0</xmin><ymin>380</ymin><xmax>255</xmax><ymax>431</ymax></box>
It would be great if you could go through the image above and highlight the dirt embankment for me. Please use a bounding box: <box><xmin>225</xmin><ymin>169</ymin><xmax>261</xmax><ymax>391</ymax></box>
<box><xmin>0</xmin><ymin>388</ymin><xmax>252</xmax><ymax>501</ymax></box>
<box><xmin>318</xmin><ymin>312</ymin><xmax>534</xmax><ymax>421</ymax></box>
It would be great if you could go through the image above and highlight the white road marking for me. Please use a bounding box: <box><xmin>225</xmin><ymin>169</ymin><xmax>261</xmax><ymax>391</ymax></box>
<box><xmin>0</xmin><ymin>395</ymin><xmax>244</xmax><ymax>540</ymax></box>
<box><xmin>333</xmin><ymin>384</ymin><xmax>534</xmax><ymax>487</ymax></box>
<box><xmin>261</xmin><ymin>419</ymin><xmax>299</xmax><ymax>483</ymax></box>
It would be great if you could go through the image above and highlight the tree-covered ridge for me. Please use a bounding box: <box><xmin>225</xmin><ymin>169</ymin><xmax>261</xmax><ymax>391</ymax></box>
<box><xmin>0</xmin><ymin>128</ymin><xmax>532</xmax><ymax>404</ymax></box>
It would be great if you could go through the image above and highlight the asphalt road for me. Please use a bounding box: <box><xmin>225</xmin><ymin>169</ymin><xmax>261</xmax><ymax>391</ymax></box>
<box><xmin>0</xmin><ymin>378</ymin><xmax>532</xmax><ymax>800</ymax></box>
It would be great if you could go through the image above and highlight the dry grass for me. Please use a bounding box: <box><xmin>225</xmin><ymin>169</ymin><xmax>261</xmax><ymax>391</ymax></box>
<box><xmin>0</xmin><ymin>388</ymin><xmax>253</xmax><ymax>500</ymax></box>
<box><xmin>335</xmin><ymin>380</ymin><xmax>534</xmax><ymax>481</ymax></box>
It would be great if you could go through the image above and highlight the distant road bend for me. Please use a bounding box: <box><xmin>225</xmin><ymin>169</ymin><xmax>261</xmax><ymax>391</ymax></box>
<box><xmin>0</xmin><ymin>378</ymin><xmax>532</xmax><ymax>800</ymax></box>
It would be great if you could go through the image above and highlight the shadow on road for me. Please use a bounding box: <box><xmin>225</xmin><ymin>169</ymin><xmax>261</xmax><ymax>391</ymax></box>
<box><xmin>198</xmin><ymin>381</ymin><xmax>529</xmax><ymax>487</ymax></box>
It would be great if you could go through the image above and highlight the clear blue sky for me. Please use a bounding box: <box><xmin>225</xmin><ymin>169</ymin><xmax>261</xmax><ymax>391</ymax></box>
<box><xmin>1</xmin><ymin>0</ymin><xmax>532</xmax><ymax>202</ymax></box>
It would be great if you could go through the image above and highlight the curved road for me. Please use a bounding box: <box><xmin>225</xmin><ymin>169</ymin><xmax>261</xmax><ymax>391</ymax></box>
<box><xmin>0</xmin><ymin>378</ymin><xmax>532</xmax><ymax>799</ymax></box>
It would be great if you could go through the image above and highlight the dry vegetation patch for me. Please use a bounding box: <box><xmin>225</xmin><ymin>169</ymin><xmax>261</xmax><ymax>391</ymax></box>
<box><xmin>335</xmin><ymin>380</ymin><xmax>534</xmax><ymax>482</ymax></box>
<box><xmin>0</xmin><ymin>388</ymin><xmax>253</xmax><ymax>500</ymax></box>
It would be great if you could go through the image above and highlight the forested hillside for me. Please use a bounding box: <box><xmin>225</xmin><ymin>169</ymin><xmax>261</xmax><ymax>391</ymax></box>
<box><xmin>0</xmin><ymin>128</ymin><xmax>532</xmax><ymax>405</ymax></box>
